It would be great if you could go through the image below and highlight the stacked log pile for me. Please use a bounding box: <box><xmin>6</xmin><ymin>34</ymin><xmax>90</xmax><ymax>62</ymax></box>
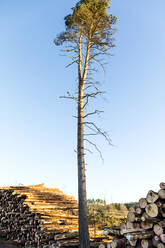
<box><xmin>0</xmin><ymin>184</ymin><xmax>79</xmax><ymax>247</ymax></box>
<box><xmin>106</xmin><ymin>182</ymin><xmax>165</xmax><ymax>247</ymax></box>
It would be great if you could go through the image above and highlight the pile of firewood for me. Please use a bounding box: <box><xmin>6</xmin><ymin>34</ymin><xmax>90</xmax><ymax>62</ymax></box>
<box><xmin>106</xmin><ymin>182</ymin><xmax>165</xmax><ymax>248</ymax></box>
<box><xmin>0</xmin><ymin>189</ymin><xmax>42</xmax><ymax>246</ymax></box>
<box><xmin>0</xmin><ymin>185</ymin><xmax>108</xmax><ymax>247</ymax></box>
<box><xmin>0</xmin><ymin>186</ymin><xmax>80</xmax><ymax>247</ymax></box>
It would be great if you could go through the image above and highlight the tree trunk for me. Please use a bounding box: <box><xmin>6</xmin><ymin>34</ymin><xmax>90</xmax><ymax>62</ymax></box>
<box><xmin>77</xmin><ymin>83</ymin><xmax>90</xmax><ymax>248</ymax></box>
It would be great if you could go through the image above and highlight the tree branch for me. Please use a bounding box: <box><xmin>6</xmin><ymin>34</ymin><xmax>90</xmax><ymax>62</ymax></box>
<box><xmin>84</xmin><ymin>139</ymin><xmax>104</xmax><ymax>162</ymax></box>
<box><xmin>84</xmin><ymin>122</ymin><xmax>112</xmax><ymax>145</ymax></box>
<box><xmin>84</xmin><ymin>110</ymin><xmax>103</xmax><ymax>119</ymax></box>
<box><xmin>84</xmin><ymin>148</ymin><xmax>93</xmax><ymax>154</ymax></box>
<box><xmin>60</xmin><ymin>91</ymin><xmax>78</xmax><ymax>102</ymax></box>
<box><xmin>83</xmin><ymin>91</ymin><xmax>103</xmax><ymax>99</ymax></box>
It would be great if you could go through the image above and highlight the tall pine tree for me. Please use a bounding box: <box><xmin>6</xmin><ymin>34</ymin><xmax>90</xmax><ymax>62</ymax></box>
<box><xmin>55</xmin><ymin>1</ymin><xmax>117</xmax><ymax>247</ymax></box>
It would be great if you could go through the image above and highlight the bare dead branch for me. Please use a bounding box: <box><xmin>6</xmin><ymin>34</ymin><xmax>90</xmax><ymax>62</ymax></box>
<box><xmin>60</xmin><ymin>96</ymin><xmax>74</xmax><ymax>99</ymax></box>
<box><xmin>84</xmin><ymin>148</ymin><xmax>93</xmax><ymax>154</ymax></box>
<box><xmin>84</xmin><ymin>133</ymin><xmax>98</xmax><ymax>136</ymax></box>
<box><xmin>84</xmin><ymin>121</ymin><xmax>112</xmax><ymax>145</ymax></box>
<box><xmin>84</xmin><ymin>110</ymin><xmax>104</xmax><ymax>118</ymax></box>
<box><xmin>84</xmin><ymin>139</ymin><xmax>104</xmax><ymax>162</ymax></box>
<box><xmin>61</xmin><ymin>54</ymin><xmax>78</xmax><ymax>64</ymax></box>
<box><xmin>84</xmin><ymin>123</ymin><xmax>98</xmax><ymax>134</ymax></box>
<box><xmin>91</xmin><ymin>57</ymin><xmax>106</xmax><ymax>75</ymax></box>
<box><xmin>83</xmin><ymin>90</ymin><xmax>104</xmax><ymax>109</ymax></box>
<box><xmin>84</xmin><ymin>83</ymin><xmax>100</xmax><ymax>92</ymax></box>
<box><xmin>65</xmin><ymin>60</ymin><xmax>77</xmax><ymax>68</ymax></box>
<box><xmin>83</xmin><ymin>91</ymin><xmax>103</xmax><ymax>99</ymax></box>
<box><xmin>60</xmin><ymin>91</ymin><xmax>78</xmax><ymax>102</ymax></box>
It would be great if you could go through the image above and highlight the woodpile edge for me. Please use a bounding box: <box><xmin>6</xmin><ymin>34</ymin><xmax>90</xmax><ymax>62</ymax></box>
<box><xmin>101</xmin><ymin>182</ymin><xmax>165</xmax><ymax>248</ymax></box>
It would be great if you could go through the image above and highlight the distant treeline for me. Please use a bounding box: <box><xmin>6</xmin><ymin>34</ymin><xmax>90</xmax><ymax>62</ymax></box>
<box><xmin>87</xmin><ymin>199</ymin><xmax>138</xmax><ymax>227</ymax></box>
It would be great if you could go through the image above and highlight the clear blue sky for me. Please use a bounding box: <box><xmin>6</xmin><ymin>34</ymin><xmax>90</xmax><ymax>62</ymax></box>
<box><xmin>0</xmin><ymin>0</ymin><xmax>165</xmax><ymax>203</ymax></box>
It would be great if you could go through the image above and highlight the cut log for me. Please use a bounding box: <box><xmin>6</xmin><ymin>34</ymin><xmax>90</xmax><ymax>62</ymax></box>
<box><xmin>108</xmin><ymin>227</ymin><xmax>121</xmax><ymax>237</ymax></box>
<box><xmin>141</xmin><ymin>214</ymin><xmax>146</xmax><ymax>222</ymax></box>
<box><xmin>160</xmin><ymin>206</ymin><xmax>165</xmax><ymax>217</ymax></box>
<box><xmin>157</xmin><ymin>243</ymin><xmax>165</xmax><ymax>248</ymax></box>
<box><xmin>141</xmin><ymin>212</ymin><xmax>161</xmax><ymax>223</ymax></box>
<box><xmin>141</xmin><ymin>239</ymin><xmax>151</xmax><ymax>248</ymax></box>
<box><xmin>127</xmin><ymin>212</ymin><xmax>136</xmax><ymax>222</ymax></box>
<box><xmin>110</xmin><ymin>239</ymin><xmax>126</xmax><ymax>248</ymax></box>
<box><xmin>152</xmin><ymin>235</ymin><xmax>160</xmax><ymax>247</ymax></box>
<box><xmin>156</xmin><ymin>201</ymin><xmax>162</xmax><ymax>207</ymax></box>
<box><xmin>125</xmin><ymin>230</ymin><xmax>154</xmax><ymax>240</ymax></box>
<box><xmin>125</xmin><ymin>234</ymin><xmax>137</xmax><ymax>247</ymax></box>
<box><xmin>126</xmin><ymin>222</ymin><xmax>134</xmax><ymax>229</ymax></box>
<box><xmin>139</xmin><ymin>198</ymin><xmax>147</xmax><ymax>209</ymax></box>
<box><xmin>136</xmin><ymin>208</ymin><xmax>142</xmax><ymax>214</ymax></box>
<box><xmin>146</xmin><ymin>190</ymin><xmax>159</xmax><ymax>203</ymax></box>
<box><xmin>160</xmin><ymin>234</ymin><xmax>165</xmax><ymax>244</ymax></box>
<box><xmin>98</xmin><ymin>244</ymin><xmax>105</xmax><ymax>248</ymax></box>
<box><xmin>110</xmin><ymin>241</ymin><xmax>116</xmax><ymax>248</ymax></box>
<box><xmin>141</xmin><ymin>221</ymin><xmax>153</xmax><ymax>230</ymax></box>
<box><xmin>153</xmin><ymin>224</ymin><xmax>163</xmax><ymax>236</ymax></box>
<box><xmin>54</xmin><ymin>232</ymin><xmax>78</xmax><ymax>241</ymax></box>
<box><xmin>129</xmin><ymin>207</ymin><xmax>135</xmax><ymax>212</ymax></box>
<box><xmin>145</xmin><ymin>203</ymin><xmax>158</xmax><ymax>218</ymax></box>
<box><xmin>133</xmin><ymin>222</ymin><xmax>141</xmax><ymax>229</ymax></box>
<box><xmin>158</xmin><ymin>220</ymin><xmax>165</xmax><ymax>228</ymax></box>
<box><xmin>158</xmin><ymin>190</ymin><xmax>165</xmax><ymax>199</ymax></box>
<box><xmin>160</xmin><ymin>183</ymin><xmax>165</xmax><ymax>189</ymax></box>
<box><xmin>120</xmin><ymin>222</ymin><xmax>126</xmax><ymax>231</ymax></box>
<box><xmin>121</xmin><ymin>227</ymin><xmax>143</xmax><ymax>235</ymax></box>
<box><xmin>56</xmin><ymin>241</ymin><xmax>79</xmax><ymax>247</ymax></box>
<box><xmin>129</xmin><ymin>239</ymin><xmax>137</xmax><ymax>246</ymax></box>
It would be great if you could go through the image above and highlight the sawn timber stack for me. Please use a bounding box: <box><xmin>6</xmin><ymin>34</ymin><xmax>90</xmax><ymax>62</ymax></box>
<box><xmin>105</xmin><ymin>182</ymin><xmax>165</xmax><ymax>247</ymax></box>
<box><xmin>0</xmin><ymin>184</ymin><xmax>78</xmax><ymax>247</ymax></box>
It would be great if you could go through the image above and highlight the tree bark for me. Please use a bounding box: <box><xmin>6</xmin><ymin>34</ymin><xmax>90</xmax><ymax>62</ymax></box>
<box><xmin>77</xmin><ymin>35</ymin><xmax>90</xmax><ymax>248</ymax></box>
<box><xmin>77</xmin><ymin>84</ymin><xmax>90</xmax><ymax>248</ymax></box>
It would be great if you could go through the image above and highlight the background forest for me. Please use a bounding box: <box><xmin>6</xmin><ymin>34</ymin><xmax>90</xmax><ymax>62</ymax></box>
<box><xmin>87</xmin><ymin>199</ymin><xmax>138</xmax><ymax>229</ymax></box>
